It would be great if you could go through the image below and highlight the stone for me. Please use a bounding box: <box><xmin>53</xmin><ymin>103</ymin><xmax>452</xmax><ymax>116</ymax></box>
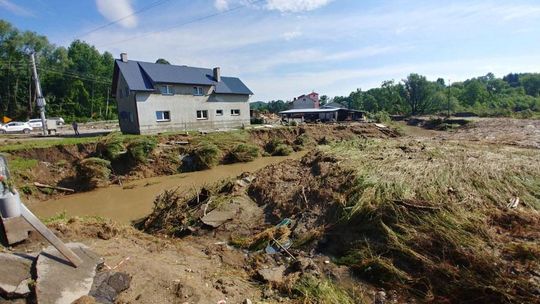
<box><xmin>71</xmin><ymin>295</ymin><xmax>97</xmax><ymax>304</ymax></box>
<box><xmin>257</xmin><ymin>266</ymin><xmax>286</xmax><ymax>284</ymax></box>
<box><xmin>244</xmin><ymin>299</ymin><xmax>253</xmax><ymax>304</ymax></box>
<box><xmin>0</xmin><ymin>253</ymin><xmax>33</xmax><ymax>298</ymax></box>
<box><xmin>201</xmin><ymin>210</ymin><xmax>235</xmax><ymax>228</ymax></box>
<box><xmin>89</xmin><ymin>271</ymin><xmax>131</xmax><ymax>304</ymax></box>
<box><xmin>36</xmin><ymin>243</ymin><xmax>103</xmax><ymax>304</ymax></box>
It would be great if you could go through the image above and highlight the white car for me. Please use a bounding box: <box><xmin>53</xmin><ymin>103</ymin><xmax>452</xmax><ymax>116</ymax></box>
<box><xmin>0</xmin><ymin>122</ymin><xmax>33</xmax><ymax>134</ymax></box>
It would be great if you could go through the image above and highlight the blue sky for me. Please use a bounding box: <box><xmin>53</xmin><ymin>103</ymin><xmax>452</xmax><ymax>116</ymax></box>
<box><xmin>2</xmin><ymin>0</ymin><xmax>540</xmax><ymax>101</ymax></box>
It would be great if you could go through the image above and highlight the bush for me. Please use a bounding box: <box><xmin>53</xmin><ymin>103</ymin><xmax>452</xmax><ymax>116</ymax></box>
<box><xmin>78</xmin><ymin>157</ymin><xmax>111</xmax><ymax>188</ymax></box>
<box><xmin>250</xmin><ymin>117</ymin><xmax>264</xmax><ymax>124</ymax></box>
<box><xmin>373</xmin><ymin>111</ymin><xmax>391</xmax><ymax>124</ymax></box>
<box><xmin>96</xmin><ymin>132</ymin><xmax>125</xmax><ymax>160</ymax></box>
<box><xmin>228</xmin><ymin>143</ymin><xmax>259</xmax><ymax>163</ymax></box>
<box><xmin>273</xmin><ymin>144</ymin><xmax>293</xmax><ymax>156</ymax></box>
<box><xmin>127</xmin><ymin>137</ymin><xmax>157</xmax><ymax>163</ymax></box>
<box><xmin>190</xmin><ymin>142</ymin><xmax>220</xmax><ymax>170</ymax></box>
<box><xmin>294</xmin><ymin>134</ymin><xmax>314</xmax><ymax>148</ymax></box>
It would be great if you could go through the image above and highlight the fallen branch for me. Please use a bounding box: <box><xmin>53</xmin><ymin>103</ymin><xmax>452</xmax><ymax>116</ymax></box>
<box><xmin>271</xmin><ymin>236</ymin><xmax>296</xmax><ymax>261</ymax></box>
<box><xmin>33</xmin><ymin>182</ymin><xmax>75</xmax><ymax>193</ymax></box>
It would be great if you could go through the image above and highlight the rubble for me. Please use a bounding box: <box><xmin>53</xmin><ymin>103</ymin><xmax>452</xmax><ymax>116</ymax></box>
<box><xmin>0</xmin><ymin>253</ymin><xmax>32</xmax><ymax>298</ymax></box>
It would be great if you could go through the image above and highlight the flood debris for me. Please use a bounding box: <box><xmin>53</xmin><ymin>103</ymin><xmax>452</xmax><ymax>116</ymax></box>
<box><xmin>0</xmin><ymin>253</ymin><xmax>32</xmax><ymax>299</ymax></box>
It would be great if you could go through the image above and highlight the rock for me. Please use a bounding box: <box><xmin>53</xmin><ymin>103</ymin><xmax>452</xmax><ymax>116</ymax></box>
<box><xmin>0</xmin><ymin>253</ymin><xmax>33</xmax><ymax>298</ymax></box>
<box><xmin>257</xmin><ymin>266</ymin><xmax>286</xmax><ymax>284</ymax></box>
<box><xmin>71</xmin><ymin>295</ymin><xmax>97</xmax><ymax>304</ymax></box>
<box><xmin>36</xmin><ymin>243</ymin><xmax>103</xmax><ymax>304</ymax></box>
<box><xmin>374</xmin><ymin>290</ymin><xmax>387</xmax><ymax>304</ymax></box>
<box><xmin>244</xmin><ymin>299</ymin><xmax>253</xmax><ymax>304</ymax></box>
<box><xmin>89</xmin><ymin>272</ymin><xmax>131</xmax><ymax>304</ymax></box>
<box><xmin>201</xmin><ymin>210</ymin><xmax>235</xmax><ymax>228</ymax></box>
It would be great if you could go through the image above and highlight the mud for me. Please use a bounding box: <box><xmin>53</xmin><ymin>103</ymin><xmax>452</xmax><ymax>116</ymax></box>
<box><xmin>28</xmin><ymin>152</ymin><xmax>306</xmax><ymax>224</ymax></box>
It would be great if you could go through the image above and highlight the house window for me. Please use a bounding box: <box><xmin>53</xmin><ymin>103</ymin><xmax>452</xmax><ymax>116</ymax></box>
<box><xmin>216</xmin><ymin>109</ymin><xmax>223</xmax><ymax>116</ymax></box>
<box><xmin>196</xmin><ymin>110</ymin><xmax>208</xmax><ymax>120</ymax></box>
<box><xmin>125</xmin><ymin>87</ymin><xmax>129</xmax><ymax>97</ymax></box>
<box><xmin>193</xmin><ymin>86</ymin><xmax>204</xmax><ymax>96</ymax></box>
<box><xmin>159</xmin><ymin>85</ymin><xmax>174</xmax><ymax>95</ymax></box>
<box><xmin>119</xmin><ymin>89</ymin><xmax>123</xmax><ymax>98</ymax></box>
<box><xmin>156</xmin><ymin>111</ymin><xmax>170</xmax><ymax>121</ymax></box>
<box><xmin>231</xmin><ymin>109</ymin><xmax>240</xmax><ymax>116</ymax></box>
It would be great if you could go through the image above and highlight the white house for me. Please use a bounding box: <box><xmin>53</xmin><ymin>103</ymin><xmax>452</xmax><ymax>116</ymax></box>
<box><xmin>112</xmin><ymin>53</ymin><xmax>253</xmax><ymax>134</ymax></box>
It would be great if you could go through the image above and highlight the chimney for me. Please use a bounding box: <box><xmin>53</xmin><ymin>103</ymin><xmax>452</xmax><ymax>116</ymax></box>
<box><xmin>213</xmin><ymin>67</ymin><xmax>221</xmax><ymax>82</ymax></box>
<box><xmin>120</xmin><ymin>53</ymin><xmax>128</xmax><ymax>62</ymax></box>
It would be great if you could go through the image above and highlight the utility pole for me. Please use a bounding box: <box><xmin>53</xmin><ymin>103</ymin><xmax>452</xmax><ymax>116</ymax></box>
<box><xmin>447</xmin><ymin>79</ymin><xmax>451</xmax><ymax>118</ymax></box>
<box><xmin>105</xmin><ymin>88</ymin><xmax>110</xmax><ymax>120</ymax></box>
<box><xmin>30</xmin><ymin>52</ymin><xmax>47</xmax><ymax>136</ymax></box>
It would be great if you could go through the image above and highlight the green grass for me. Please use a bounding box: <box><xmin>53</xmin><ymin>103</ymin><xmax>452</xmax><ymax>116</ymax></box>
<box><xmin>7</xmin><ymin>156</ymin><xmax>39</xmax><ymax>172</ymax></box>
<box><xmin>293</xmin><ymin>275</ymin><xmax>367</xmax><ymax>304</ymax></box>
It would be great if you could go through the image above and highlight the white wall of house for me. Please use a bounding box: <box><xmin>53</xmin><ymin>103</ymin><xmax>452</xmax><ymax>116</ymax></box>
<box><xmin>115</xmin><ymin>74</ymin><xmax>140</xmax><ymax>134</ymax></box>
<box><xmin>134</xmin><ymin>84</ymin><xmax>250</xmax><ymax>134</ymax></box>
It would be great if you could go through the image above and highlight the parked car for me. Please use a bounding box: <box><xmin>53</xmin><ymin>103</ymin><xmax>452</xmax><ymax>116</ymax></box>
<box><xmin>0</xmin><ymin>122</ymin><xmax>33</xmax><ymax>134</ymax></box>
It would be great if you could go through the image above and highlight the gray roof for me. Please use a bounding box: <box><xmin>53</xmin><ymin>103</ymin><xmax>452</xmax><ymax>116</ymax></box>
<box><xmin>113</xmin><ymin>59</ymin><xmax>253</xmax><ymax>95</ymax></box>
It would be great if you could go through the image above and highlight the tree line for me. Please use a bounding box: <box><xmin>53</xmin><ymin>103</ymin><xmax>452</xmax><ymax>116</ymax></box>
<box><xmin>255</xmin><ymin>72</ymin><xmax>540</xmax><ymax>118</ymax></box>
<box><xmin>0</xmin><ymin>20</ymin><xmax>115</xmax><ymax>122</ymax></box>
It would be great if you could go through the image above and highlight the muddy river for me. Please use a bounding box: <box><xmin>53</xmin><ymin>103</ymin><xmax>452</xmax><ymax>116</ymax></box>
<box><xmin>28</xmin><ymin>152</ymin><xmax>305</xmax><ymax>224</ymax></box>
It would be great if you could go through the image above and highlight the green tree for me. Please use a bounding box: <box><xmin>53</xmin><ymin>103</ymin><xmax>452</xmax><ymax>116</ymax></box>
<box><xmin>155</xmin><ymin>58</ymin><xmax>170</xmax><ymax>64</ymax></box>
<box><xmin>400</xmin><ymin>74</ymin><xmax>433</xmax><ymax>115</ymax></box>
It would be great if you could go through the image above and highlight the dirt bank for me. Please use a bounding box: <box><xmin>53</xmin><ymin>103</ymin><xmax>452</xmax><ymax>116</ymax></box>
<box><xmin>136</xmin><ymin>137</ymin><xmax>540</xmax><ymax>303</ymax></box>
<box><xmin>4</xmin><ymin>123</ymin><xmax>397</xmax><ymax>202</ymax></box>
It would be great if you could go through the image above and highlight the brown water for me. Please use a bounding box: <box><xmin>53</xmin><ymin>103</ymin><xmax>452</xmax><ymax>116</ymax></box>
<box><xmin>28</xmin><ymin>152</ymin><xmax>305</xmax><ymax>224</ymax></box>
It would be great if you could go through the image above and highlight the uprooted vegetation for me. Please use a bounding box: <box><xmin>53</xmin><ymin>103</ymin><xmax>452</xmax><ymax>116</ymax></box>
<box><xmin>140</xmin><ymin>137</ymin><xmax>540</xmax><ymax>303</ymax></box>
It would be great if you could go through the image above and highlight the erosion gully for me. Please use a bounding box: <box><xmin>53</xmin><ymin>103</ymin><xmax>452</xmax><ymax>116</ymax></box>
<box><xmin>27</xmin><ymin>152</ymin><xmax>305</xmax><ymax>224</ymax></box>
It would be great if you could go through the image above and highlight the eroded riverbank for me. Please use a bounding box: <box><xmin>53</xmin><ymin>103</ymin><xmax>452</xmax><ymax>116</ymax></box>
<box><xmin>28</xmin><ymin>152</ymin><xmax>306</xmax><ymax>223</ymax></box>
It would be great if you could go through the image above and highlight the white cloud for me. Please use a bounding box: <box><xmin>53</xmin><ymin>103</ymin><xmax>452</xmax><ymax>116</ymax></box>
<box><xmin>283</xmin><ymin>30</ymin><xmax>302</xmax><ymax>40</ymax></box>
<box><xmin>0</xmin><ymin>0</ymin><xmax>33</xmax><ymax>16</ymax></box>
<box><xmin>95</xmin><ymin>0</ymin><xmax>137</xmax><ymax>28</ymax></box>
<box><xmin>214</xmin><ymin>0</ymin><xmax>229</xmax><ymax>11</ymax></box>
<box><xmin>266</xmin><ymin>0</ymin><xmax>333</xmax><ymax>12</ymax></box>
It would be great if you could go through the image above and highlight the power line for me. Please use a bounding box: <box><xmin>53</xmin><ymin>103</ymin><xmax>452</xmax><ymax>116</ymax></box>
<box><xmin>75</xmin><ymin>0</ymin><xmax>174</xmax><ymax>39</ymax></box>
<box><xmin>37</xmin><ymin>68</ymin><xmax>111</xmax><ymax>85</ymax></box>
<box><xmin>97</xmin><ymin>0</ymin><xmax>264</xmax><ymax>48</ymax></box>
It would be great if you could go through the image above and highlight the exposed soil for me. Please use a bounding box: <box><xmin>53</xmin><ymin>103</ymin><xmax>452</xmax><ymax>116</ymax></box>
<box><xmin>5</xmin><ymin>123</ymin><xmax>397</xmax><ymax>202</ymax></box>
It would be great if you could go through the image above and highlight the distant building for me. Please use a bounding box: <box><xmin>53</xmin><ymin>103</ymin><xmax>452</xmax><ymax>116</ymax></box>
<box><xmin>279</xmin><ymin>101</ymin><xmax>364</xmax><ymax>122</ymax></box>
<box><xmin>289</xmin><ymin>92</ymin><xmax>320</xmax><ymax>109</ymax></box>
<box><xmin>112</xmin><ymin>53</ymin><xmax>253</xmax><ymax>134</ymax></box>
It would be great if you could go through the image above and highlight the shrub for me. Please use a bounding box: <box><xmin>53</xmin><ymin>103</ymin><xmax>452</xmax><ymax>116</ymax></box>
<box><xmin>228</xmin><ymin>143</ymin><xmax>259</xmax><ymax>163</ymax></box>
<box><xmin>96</xmin><ymin>132</ymin><xmax>125</xmax><ymax>160</ymax></box>
<box><xmin>273</xmin><ymin>144</ymin><xmax>293</xmax><ymax>156</ymax></box>
<box><xmin>78</xmin><ymin>157</ymin><xmax>111</xmax><ymax>188</ymax></box>
<box><xmin>294</xmin><ymin>133</ymin><xmax>314</xmax><ymax>148</ymax></box>
<box><xmin>373</xmin><ymin>111</ymin><xmax>391</xmax><ymax>124</ymax></box>
<box><xmin>127</xmin><ymin>137</ymin><xmax>157</xmax><ymax>163</ymax></box>
<box><xmin>189</xmin><ymin>142</ymin><xmax>220</xmax><ymax>170</ymax></box>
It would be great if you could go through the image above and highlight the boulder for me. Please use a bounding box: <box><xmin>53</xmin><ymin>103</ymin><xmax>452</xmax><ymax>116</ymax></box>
<box><xmin>89</xmin><ymin>271</ymin><xmax>131</xmax><ymax>304</ymax></box>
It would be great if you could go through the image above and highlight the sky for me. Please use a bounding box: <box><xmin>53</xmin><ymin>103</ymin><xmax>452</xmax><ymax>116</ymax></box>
<box><xmin>1</xmin><ymin>0</ymin><xmax>540</xmax><ymax>101</ymax></box>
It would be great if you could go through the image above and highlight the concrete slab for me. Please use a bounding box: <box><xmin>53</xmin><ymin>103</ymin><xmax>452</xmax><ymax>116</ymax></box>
<box><xmin>0</xmin><ymin>216</ymin><xmax>33</xmax><ymax>245</ymax></box>
<box><xmin>0</xmin><ymin>253</ymin><xmax>33</xmax><ymax>298</ymax></box>
<box><xmin>36</xmin><ymin>243</ymin><xmax>103</xmax><ymax>304</ymax></box>
<box><xmin>201</xmin><ymin>210</ymin><xmax>235</xmax><ymax>228</ymax></box>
